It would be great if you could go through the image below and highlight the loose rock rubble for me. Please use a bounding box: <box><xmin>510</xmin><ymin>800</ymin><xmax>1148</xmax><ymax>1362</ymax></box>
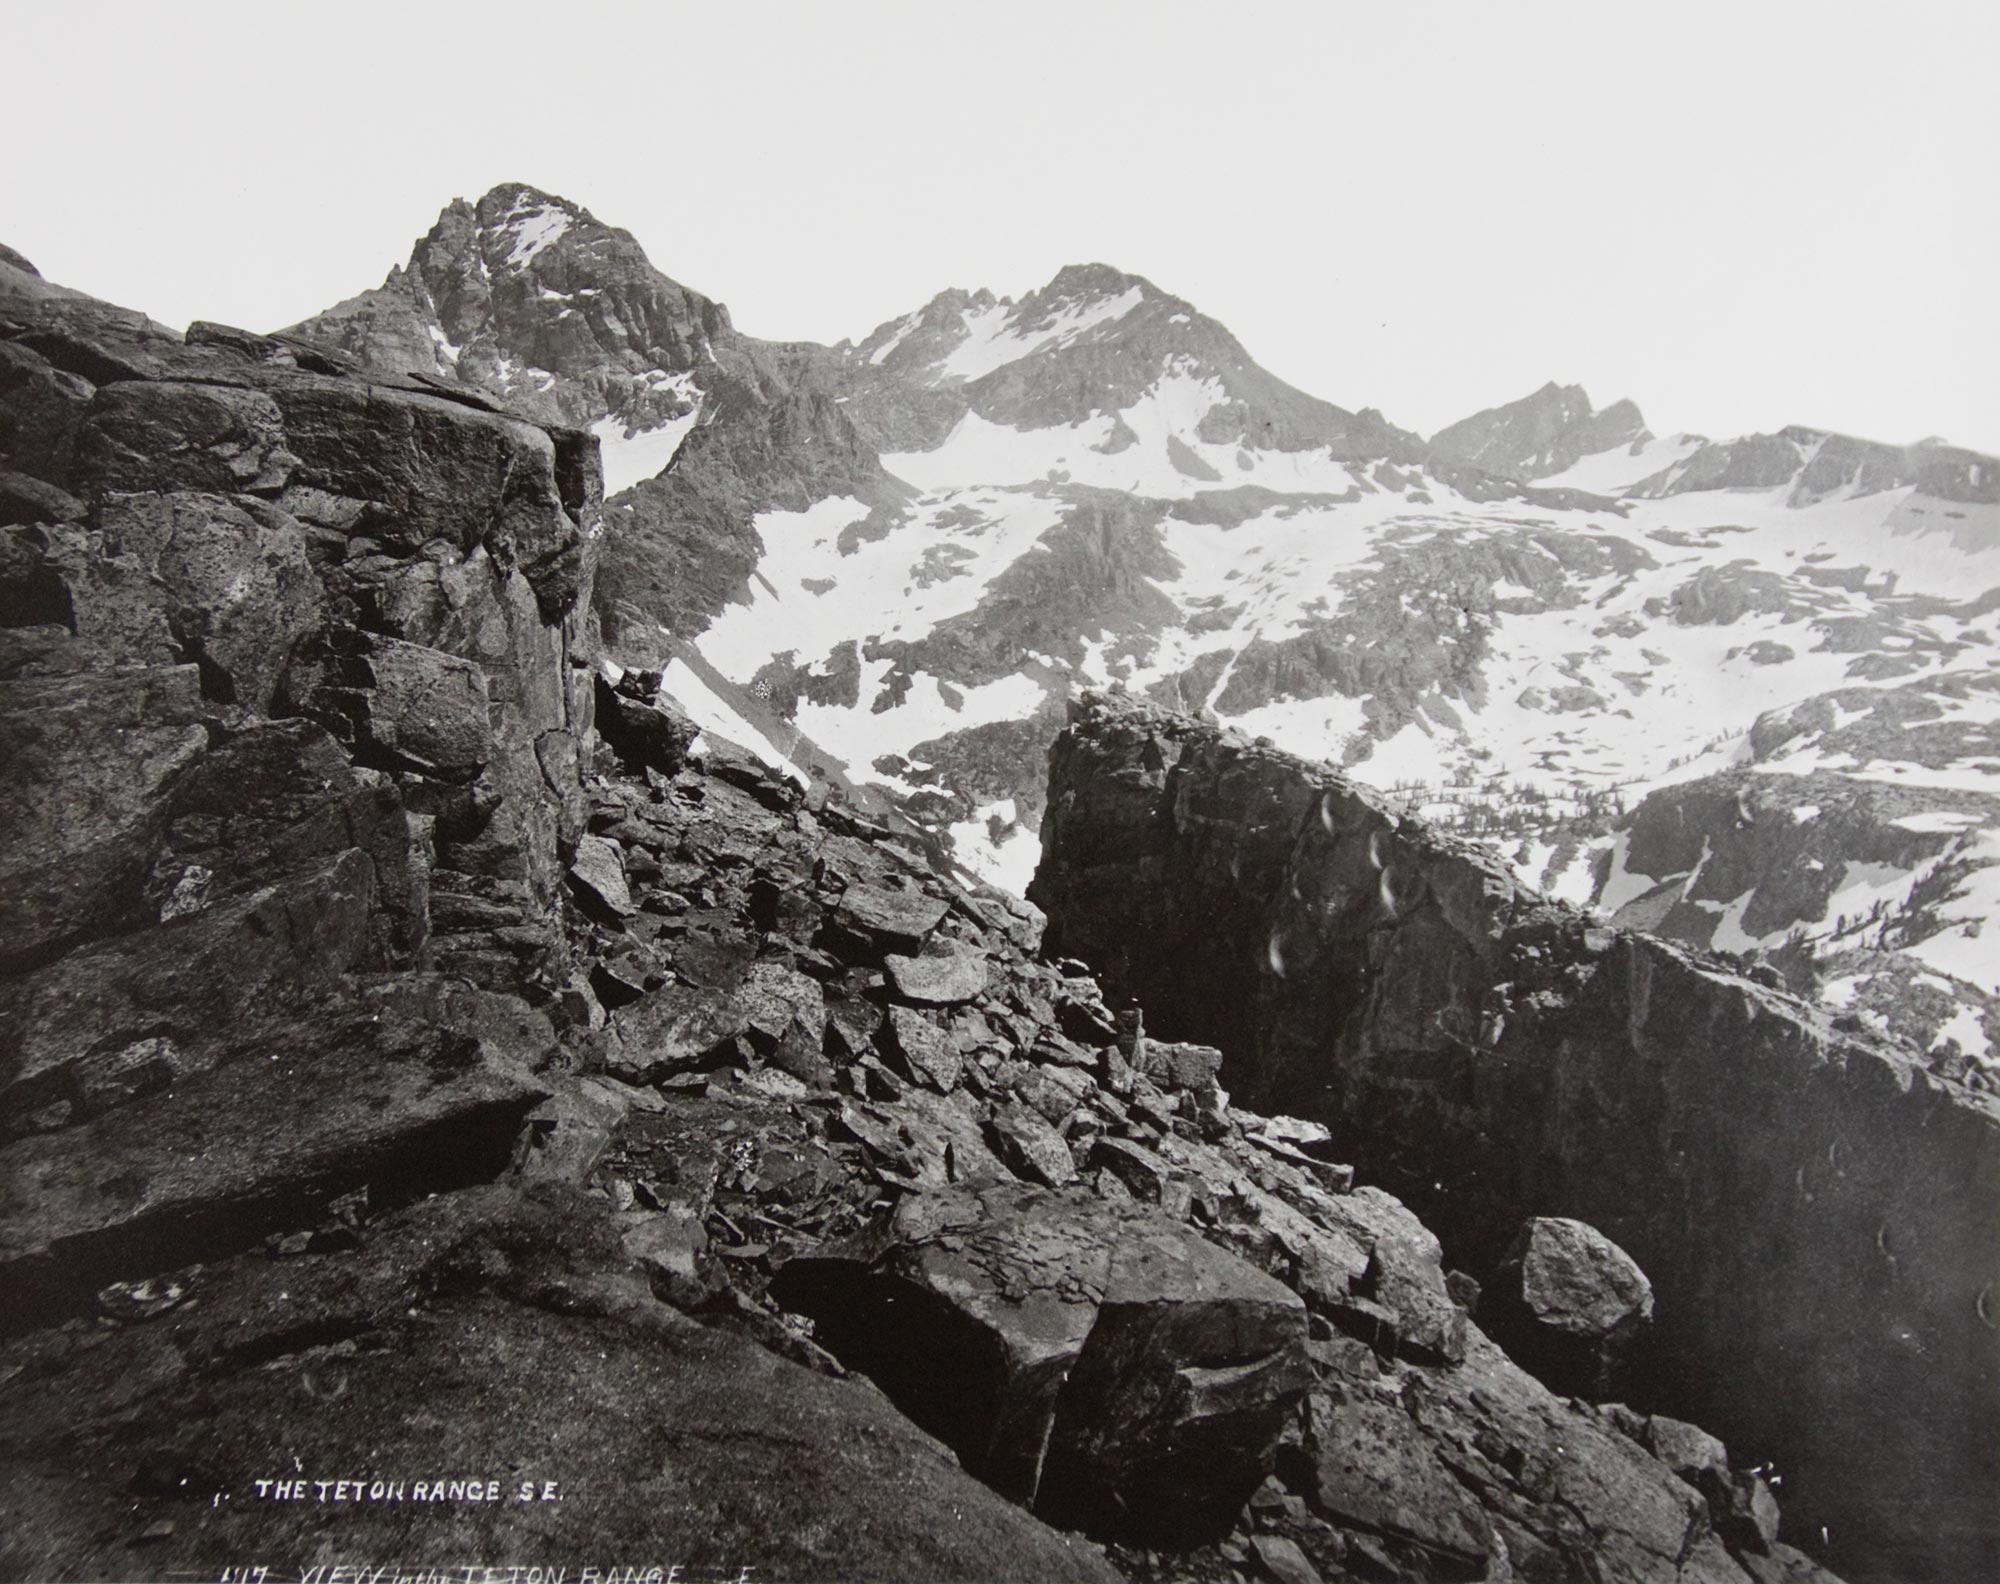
<box><xmin>1035</xmin><ymin>690</ymin><xmax>2000</xmax><ymax>1584</ymax></box>
<box><xmin>0</xmin><ymin>254</ymin><xmax>1846</xmax><ymax>1583</ymax></box>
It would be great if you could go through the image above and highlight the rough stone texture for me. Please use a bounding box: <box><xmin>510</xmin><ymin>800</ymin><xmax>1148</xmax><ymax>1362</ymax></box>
<box><xmin>1031</xmin><ymin>691</ymin><xmax>1998</xmax><ymax>1584</ymax></box>
<box><xmin>1488</xmin><ymin>1214</ymin><xmax>1656</xmax><ymax>1400</ymax></box>
<box><xmin>1</xmin><ymin>257</ymin><xmax>598</xmax><ymax>999</ymax></box>
<box><xmin>594</xmin><ymin>668</ymin><xmax>698</xmax><ymax>774</ymax></box>
<box><xmin>0</xmin><ymin>1186</ymin><xmax>1119</xmax><ymax>1584</ymax></box>
<box><xmin>568</xmin><ymin>832</ymin><xmax>636</xmax><ymax>918</ymax></box>
<box><xmin>773</xmin><ymin>1181</ymin><xmax>1310</xmax><ymax>1543</ymax></box>
<box><xmin>886</xmin><ymin>942</ymin><xmax>990</xmax><ymax>1004</ymax></box>
<box><xmin>2</xmin><ymin>257</ymin><xmax>1844</xmax><ymax>1584</ymax></box>
<box><xmin>839</xmin><ymin>881</ymin><xmax>951</xmax><ymax>954</ymax></box>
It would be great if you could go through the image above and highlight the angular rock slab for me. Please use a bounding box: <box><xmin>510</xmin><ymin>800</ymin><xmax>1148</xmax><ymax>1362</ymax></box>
<box><xmin>885</xmin><ymin>942</ymin><xmax>989</xmax><ymax>1005</ymax></box>
<box><xmin>568</xmin><ymin>833</ymin><xmax>635</xmax><ymax>918</ymax></box>
<box><xmin>882</xmin><ymin>1004</ymin><xmax>965</xmax><ymax>1092</ymax></box>
<box><xmin>838</xmin><ymin>882</ymin><xmax>949</xmax><ymax>955</ymax></box>
<box><xmin>1303</xmin><ymin>1388</ymin><xmax>1493</xmax><ymax>1569</ymax></box>
<box><xmin>1039</xmin><ymin>1209</ymin><xmax>1317</xmax><ymax>1542</ymax></box>
<box><xmin>0</xmin><ymin>1185</ymin><xmax>1120</xmax><ymax>1584</ymax></box>
<box><xmin>772</xmin><ymin>1181</ymin><xmax>1309</xmax><ymax>1543</ymax></box>
<box><xmin>0</xmin><ymin>983</ymin><xmax>550</xmax><ymax>1325</ymax></box>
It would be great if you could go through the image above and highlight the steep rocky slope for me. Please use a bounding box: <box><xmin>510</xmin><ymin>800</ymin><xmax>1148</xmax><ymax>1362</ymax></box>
<box><xmin>1030</xmin><ymin>692</ymin><xmax>2000</xmax><ymax>1584</ymax></box>
<box><xmin>2</xmin><ymin>254</ymin><xmax>1845</xmax><ymax>1584</ymax></box>
<box><xmin>288</xmin><ymin>182</ymin><xmax>898</xmax><ymax>649</ymax></box>
<box><xmin>287</xmin><ymin>191</ymin><xmax>2000</xmax><ymax>1077</ymax></box>
<box><xmin>1428</xmin><ymin>383</ymin><xmax>1649</xmax><ymax>482</ymax></box>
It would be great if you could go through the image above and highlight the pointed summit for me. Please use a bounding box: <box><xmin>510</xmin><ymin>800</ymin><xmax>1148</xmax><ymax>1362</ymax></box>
<box><xmin>1428</xmin><ymin>383</ymin><xmax>1650</xmax><ymax>482</ymax></box>
<box><xmin>284</xmin><ymin>183</ymin><xmax>740</xmax><ymax>429</ymax></box>
<box><xmin>835</xmin><ymin>261</ymin><xmax>1421</xmax><ymax>465</ymax></box>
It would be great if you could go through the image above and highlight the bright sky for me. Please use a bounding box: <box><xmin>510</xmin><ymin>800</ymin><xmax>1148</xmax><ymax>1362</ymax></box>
<box><xmin>7</xmin><ymin>1</ymin><xmax>1995</xmax><ymax>453</ymax></box>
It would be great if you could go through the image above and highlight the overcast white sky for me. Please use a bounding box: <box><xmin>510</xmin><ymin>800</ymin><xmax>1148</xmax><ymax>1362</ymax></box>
<box><xmin>7</xmin><ymin>1</ymin><xmax>1995</xmax><ymax>451</ymax></box>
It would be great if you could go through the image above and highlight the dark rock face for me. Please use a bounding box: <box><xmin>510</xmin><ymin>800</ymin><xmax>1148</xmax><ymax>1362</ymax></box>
<box><xmin>3</xmin><ymin>255</ymin><xmax>1841</xmax><ymax>1584</ymax></box>
<box><xmin>1429</xmin><ymin>380</ymin><xmax>1650</xmax><ymax>481</ymax></box>
<box><xmin>0</xmin><ymin>258</ymin><xmax>598</xmax><ymax>1322</ymax></box>
<box><xmin>774</xmin><ymin>1181</ymin><xmax>1310</xmax><ymax>1542</ymax></box>
<box><xmin>1486</xmin><ymin>1215</ymin><xmax>1655</xmax><ymax>1400</ymax></box>
<box><xmin>1031</xmin><ymin>692</ymin><xmax>2000</xmax><ymax>1584</ymax></box>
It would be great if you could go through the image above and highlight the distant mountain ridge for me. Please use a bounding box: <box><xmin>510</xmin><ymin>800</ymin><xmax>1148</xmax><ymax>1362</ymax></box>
<box><xmin>289</xmin><ymin>184</ymin><xmax>2000</xmax><ymax>1079</ymax></box>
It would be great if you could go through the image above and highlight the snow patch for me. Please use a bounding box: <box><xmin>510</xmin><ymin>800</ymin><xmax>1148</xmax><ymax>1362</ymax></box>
<box><xmin>938</xmin><ymin>285</ymin><xmax>1146</xmax><ymax>382</ymax></box>
<box><xmin>659</xmin><ymin>657</ymin><xmax>807</xmax><ymax>786</ymax></box>
<box><xmin>592</xmin><ymin>380</ymin><xmax>703</xmax><ymax>494</ymax></box>
<box><xmin>498</xmin><ymin>205</ymin><xmax>573</xmax><ymax>270</ymax></box>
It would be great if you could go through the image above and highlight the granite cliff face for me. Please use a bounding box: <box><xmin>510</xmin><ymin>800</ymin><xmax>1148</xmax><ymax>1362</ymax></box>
<box><xmin>1031</xmin><ymin>692</ymin><xmax>2000</xmax><ymax>1584</ymax></box>
<box><xmin>1</xmin><ymin>253</ymin><xmax>1847</xmax><ymax>1584</ymax></box>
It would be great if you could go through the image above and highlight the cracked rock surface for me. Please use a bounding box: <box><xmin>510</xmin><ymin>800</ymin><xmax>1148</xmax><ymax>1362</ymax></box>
<box><xmin>0</xmin><ymin>257</ymin><xmax>1849</xmax><ymax>1584</ymax></box>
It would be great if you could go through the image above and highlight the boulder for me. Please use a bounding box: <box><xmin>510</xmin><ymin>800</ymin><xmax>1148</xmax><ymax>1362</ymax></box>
<box><xmin>736</xmin><ymin>958</ymin><xmax>827</xmax><ymax>1076</ymax></box>
<box><xmin>593</xmin><ymin>672</ymin><xmax>697</xmax><ymax>774</ymax></box>
<box><xmin>1038</xmin><ymin>1211</ymin><xmax>1316</xmax><ymax>1542</ymax></box>
<box><xmin>1141</xmin><ymin>1039</ymin><xmax>1225</xmax><ymax>1092</ymax></box>
<box><xmin>886</xmin><ymin>942</ymin><xmax>989</xmax><ymax>1004</ymax></box>
<box><xmin>606</xmin><ymin>981</ymin><xmax>753</xmax><ymax>1083</ymax></box>
<box><xmin>881</xmin><ymin>1005</ymin><xmax>965</xmax><ymax>1093</ymax></box>
<box><xmin>772</xmin><ymin>1181</ymin><xmax>1309</xmax><ymax>1544</ymax></box>
<box><xmin>568</xmin><ymin>833</ymin><xmax>635</xmax><ymax>919</ymax></box>
<box><xmin>1489</xmin><ymin>1216</ymin><xmax>1655</xmax><ymax>1400</ymax></box>
<box><xmin>837</xmin><ymin>882</ymin><xmax>949</xmax><ymax>954</ymax></box>
<box><xmin>1643</xmin><ymin>1412</ymin><xmax>1731</xmax><ymax>1493</ymax></box>
<box><xmin>989</xmin><ymin>1099</ymin><xmax>1077</xmax><ymax>1188</ymax></box>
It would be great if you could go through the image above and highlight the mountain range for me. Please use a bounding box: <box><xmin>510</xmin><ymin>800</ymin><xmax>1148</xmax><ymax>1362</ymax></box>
<box><xmin>290</xmin><ymin>182</ymin><xmax>2000</xmax><ymax>1081</ymax></box>
<box><xmin>6</xmin><ymin>184</ymin><xmax>1998</xmax><ymax>1584</ymax></box>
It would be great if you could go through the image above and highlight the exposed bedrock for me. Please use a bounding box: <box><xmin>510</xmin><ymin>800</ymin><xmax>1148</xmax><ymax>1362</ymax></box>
<box><xmin>0</xmin><ymin>260</ymin><xmax>599</xmax><ymax>1317</ymax></box>
<box><xmin>1030</xmin><ymin>692</ymin><xmax>2000</xmax><ymax>1584</ymax></box>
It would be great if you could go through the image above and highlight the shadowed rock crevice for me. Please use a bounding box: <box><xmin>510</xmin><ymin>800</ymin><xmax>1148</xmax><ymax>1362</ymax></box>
<box><xmin>1031</xmin><ymin>690</ymin><xmax>2000</xmax><ymax>1584</ymax></box>
<box><xmin>1</xmin><ymin>249</ymin><xmax>1859</xmax><ymax>1584</ymax></box>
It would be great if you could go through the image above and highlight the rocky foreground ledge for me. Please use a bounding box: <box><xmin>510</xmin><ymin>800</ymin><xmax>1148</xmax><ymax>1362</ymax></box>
<box><xmin>1031</xmin><ymin>692</ymin><xmax>2000</xmax><ymax>1584</ymax></box>
<box><xmin>2</xmin><ymin>252</ymin><xmax>1844</xmax><ymax>1583</ymax></box>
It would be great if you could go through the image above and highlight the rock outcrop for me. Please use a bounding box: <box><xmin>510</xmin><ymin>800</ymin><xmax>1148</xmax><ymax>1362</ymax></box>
<box><xmin>2</xmin><ymin>255</ymin><xmax>1850</xmax><ymax>1584</ymax></box>
<box><xmin>1428</xmin><ymin>381</ymin><xmax>1649</xmax><ymax>482</ymax></box>
<box><xmin>0</xmin><ymin>251</ymin><xmax>599</xmax><ymax>1316</ymax></box>
<box><xmin>1031</xmin><ymin>691</ymin><xmax>2000</xmax><ymax>1584</ymax></box>
<box><xmin>285</xmin><ymin>182</ymin><xmax>900</xmax><ymax>655</ymax></box>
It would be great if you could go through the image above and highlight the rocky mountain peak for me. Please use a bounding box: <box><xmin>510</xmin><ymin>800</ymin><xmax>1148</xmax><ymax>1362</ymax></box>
<box><xmin>285</xmin><ymin>182</ymin><xmax>741</xmax><ymax>431</ymax></box>
<box><xmin>3</xmin><ymin>253</ymin><xmax>1879</xmax><ymax>1584</ymax></box>
<box><xmin>1428</xmin><ymin>381</ymin><xmax>1651</xmax><ymax>481</ymax></box>
<box><xmin>829</xmin><ymin>258</ymin><xmax>1423</xmax><ymax>467</ymax></box>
